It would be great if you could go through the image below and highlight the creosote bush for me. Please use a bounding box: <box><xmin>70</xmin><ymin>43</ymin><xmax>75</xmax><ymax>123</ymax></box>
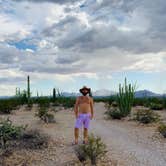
<box><xmin>0</xmin><ymin>119</ymin><xmax>25</xmax><ymax>148</ymax></box>
<box><xmin>36</xmin><ymin>107</ymin><xmax>55</xmax><ymax>123</ymax></box>
<box><xmin>105</xmin><ymin>108</ymin><xmax>122</xmax><ymax>119</ymax></box>
<box><xmin>158</xmin><ymin>123</ymin><xmax>166</xmax><ymax>138</ymax></box>
<box><xmin>19</xmin><ymin>129</ymin><xmax>49</xmax><ymax>149</ymax></box>
<box><xmin>134</xmin><ymin>109</ymin><xmax>160</xmax><ymax>124</ymax></box>
<box><xmin>75</xmin><ymin>134</ymin><xmax>107</xmax><ymax>165</ymax></box>
<box><xmin>150</xmin><ymin>103</ymin><xmax>163</xmax><ymax>110</ymax></box>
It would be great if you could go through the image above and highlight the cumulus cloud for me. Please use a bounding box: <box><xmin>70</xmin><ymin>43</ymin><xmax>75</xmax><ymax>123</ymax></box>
<box><xmin>13</xmin><ymin>0</ymin><xmax>79</xmax><ymax>4</ymax></box>
<box><xmin>0</xmin><ymin>0</ymin><xmax>166</xmax><ymax>95</ymax></box>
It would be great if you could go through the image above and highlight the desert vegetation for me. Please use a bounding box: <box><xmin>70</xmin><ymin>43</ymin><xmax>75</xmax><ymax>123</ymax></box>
<box><xmin>75</xmin><ymin>134</ymin><xmax>107</xmax><ymax>165</ymax></box>
<box><xmin>0</xmin><ymin>76</ymin><xmax>166</xmax><ymax>165</ymax></box>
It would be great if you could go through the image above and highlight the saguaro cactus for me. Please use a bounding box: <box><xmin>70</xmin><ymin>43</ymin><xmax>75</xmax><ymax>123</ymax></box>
<box><xmin>117</xmin><ymin>78</ymin><xmax>135</xmax><ymax>117</ymax></box>
<box><xmin>53</xmin><ymin>88</ymin><xmax>56</xmax><ymax>100</ymax></box>
<box><xmin>89</xmin><ymin>88</ymin><xmax>93</xmax><ymax>97</ymax></box>
<box><xmin>27</xmin><ymin>75</ymin><xmax>31</xmax><ymax>102</ymax></box>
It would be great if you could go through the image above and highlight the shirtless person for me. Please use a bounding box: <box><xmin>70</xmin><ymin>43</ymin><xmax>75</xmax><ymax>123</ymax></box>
<box><xmin>74</xmin><ymin>86</ymin><xmax>94</xmax><ymax>144</ymax></box>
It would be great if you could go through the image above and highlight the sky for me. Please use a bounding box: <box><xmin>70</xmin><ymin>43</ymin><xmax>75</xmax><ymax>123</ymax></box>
<box><xmin>0</xmin><ymin>0</ymin><xmax>166</xmax><ymax>96</ymax></box>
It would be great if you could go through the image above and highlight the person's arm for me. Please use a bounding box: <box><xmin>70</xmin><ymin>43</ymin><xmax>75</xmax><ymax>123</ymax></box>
<box><xmin>90</xmin><ymin>97</ymin><xmax>94</xmax><ymax>119</ymax></box>
<box><xmin>74</xmin><ymin>97</ymin><xmax>79</xmax><ymax>118</ymax></box>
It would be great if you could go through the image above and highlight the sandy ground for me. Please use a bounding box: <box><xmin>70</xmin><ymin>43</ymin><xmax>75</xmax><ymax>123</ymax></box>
<box><xmin>1</xmin><ymin>102</ymin><xmax>166</xmax><ymax>166</ymax></box>
<box><xmin>91</xmin><ymin>103</ymin><xmax>166</xmax><ymax>166</ymax></box>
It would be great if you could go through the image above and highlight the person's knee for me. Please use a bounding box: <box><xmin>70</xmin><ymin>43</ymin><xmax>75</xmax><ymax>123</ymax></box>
<box><xmin>84</xmin><ymin>128</ymin><xmax>88</xmax><ymax>131</ymax></box>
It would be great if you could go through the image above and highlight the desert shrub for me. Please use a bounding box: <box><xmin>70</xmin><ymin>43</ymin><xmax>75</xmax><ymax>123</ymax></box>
<box><xmin>134</xmin><ymin>109</ymin><xmax>160</xmax><ymax>124</ymax></box>
<box><xmin>36</xmin><ymin>107</ymin><xmax>55</xmax><ymax>123</ymax></box>
<box><xmin>133</xmin><ymin>98</ymin><xmax>147</xmax><ymax>106</ymax></box>
<box><xmin>0</xmin><ymin>119</ymin><xmax>25</xmax><ymax>148</ymax></box>
<box><xmin>163</xmin><ymin>97</ymin><xmax>166</xmax><ymax>109</ymax></box>
<box><xmin>105</xmin><ymin>108</ymin><xmax>122</xmax><ymax>119</ymax></box>
<box><xmin>158</xmin><ymin>123</ymin><xmax>166</xmax><ymax>138</ymax></box>
<box><xmin>150</xmin><ymin>103</ymin><xmax>163</xmax><ymax>110</ymax></box>
<box><xmin>20</xmin><ymin>129</ymin><xmax>49</xmax><ymax>149</ymax></box>
<box><xmin>75</xmin><ymin>134</ymin><xmax>107</xmax><ymax>165</ymax></box>
<box><xmin>0</xmin><ymin>101</ymin><xmax>13</xmax><ymax>114</ymax></box>
<box><xmin>62</xmin><ymin>98</ymin><xmax>75</xmax><ymax>108</ymax></box>
<box><xmin>111</xmin><ymin>101</ymin><xmax>118</xmax><ymax>107</ymax></box>
<box><xmin>38</xmin><ymin>97</ymin><xmax>50</xmax><ymax>108</ymax></box>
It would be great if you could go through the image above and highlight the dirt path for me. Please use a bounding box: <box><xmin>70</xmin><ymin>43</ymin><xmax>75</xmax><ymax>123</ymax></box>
<box><xmin>91</xmin><ymin>103</ymin><xmax>166</xmax><ymax>166</ymax></box>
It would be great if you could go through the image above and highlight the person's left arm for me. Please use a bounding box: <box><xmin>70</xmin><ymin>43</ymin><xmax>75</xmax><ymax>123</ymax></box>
<box><xmin>90</xmin><ymin>97</ymin><xmax>94</xmax><ymax>120</ymax></box>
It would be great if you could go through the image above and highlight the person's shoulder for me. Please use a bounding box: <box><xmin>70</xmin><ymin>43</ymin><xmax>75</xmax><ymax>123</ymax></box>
<box><xmin>88</xmin><ymin>96</ymin><xmax>93</xmax><ymax>101</ymax></box>
<box><xmin>76</xmin><ymin>96</ymin><xmax>81</xmax><ymax>100</ymax></box>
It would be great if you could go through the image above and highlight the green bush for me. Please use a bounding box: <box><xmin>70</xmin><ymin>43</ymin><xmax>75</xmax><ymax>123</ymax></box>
<box><xmin>36</xmin><ymin>107</ymin><xmax>55</xmax><ymax>123</ymax></box>
<box><xmin>0</xmin><ymin>119</ymin><xmax>25</xmax><ymax>148</ymax></box>
<box><xmin>150</xmin><ymin>103</ymin><xmax>163</xmax><ymax>110</ymax></box>
<box><xmin>75</xmin><ymin>134</ymin><xmax>107</xmax><ymax>165</ymax></box>
<box><xmin>163</xmin><ymin>97</ymin><xmax>166</xmax><ymax>109</ymax></box>
<box><xmin>105</xmin><ymin>108</ymin><xmax>122</xmax><ymax>119</ymax></box>
<box><xmin>134</xmin><ymin>109</ymin><xmax>160</xmax><ymax>124</ymax></box>
<box><xmin>20</xmin><ymin>129</ymin><xmax>49</xmax><ymax>149</ymax></box>
<box><xmin>158</xmin><ymin>123</ymin><xmax>166</xmax><ymax>138</ymax></box>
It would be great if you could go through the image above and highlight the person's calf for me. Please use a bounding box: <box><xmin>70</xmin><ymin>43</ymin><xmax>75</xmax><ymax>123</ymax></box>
<box><xmin>74</xmin><ymin>128</ymin><xmax>79</xmax><ymax>144</ymax></box>
<box><xmin>83</xmin><ymin>128</ymin><xmax>88</xmax><ymax>144</ymax></box>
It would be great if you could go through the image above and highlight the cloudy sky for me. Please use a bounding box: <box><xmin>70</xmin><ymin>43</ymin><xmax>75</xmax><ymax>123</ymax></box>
<box><xmin>0</xmin><ymin>0</ymin><xmax>166</xmax><ymax>96</ymax></box>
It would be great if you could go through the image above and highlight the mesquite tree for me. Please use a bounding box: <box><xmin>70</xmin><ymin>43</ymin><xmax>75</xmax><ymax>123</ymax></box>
<box><xmin>117</xmin><ymin>78</ymin><xmax>136</xmax><ymax>117</ymax></box>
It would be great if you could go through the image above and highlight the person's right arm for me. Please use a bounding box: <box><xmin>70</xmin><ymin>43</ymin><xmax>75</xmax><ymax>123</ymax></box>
<box><xmin>74</xmin><ymin>97</ymin><xmax>79</xmax><ymax>118</ymax></box>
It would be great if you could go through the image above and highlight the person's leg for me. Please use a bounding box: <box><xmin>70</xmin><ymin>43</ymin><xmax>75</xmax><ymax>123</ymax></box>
<box><xmin>74</xmin><ymin>114</ymin><xmax>82</xmax><ymax>144</ymax></box>
<box><xmin>74</xmin><ymin>128</ymin><xmax>79</xmax><ymax>144</ymax></box>
<box><xmin>83</xmin><ymin>113</ymin><xmax>91</xmax><ymax>143</ymax></box>
<box><xmin>83</xmin><ymin>128</ymin><xmax>88</xmax><ymax>144</ymax></box>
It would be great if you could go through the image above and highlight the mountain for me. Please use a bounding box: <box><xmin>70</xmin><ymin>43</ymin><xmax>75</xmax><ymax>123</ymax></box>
<box><xmin>134</xmin><ymin>90</ymin><xmax>161</xmax><ymax>98</ymax></box>
<box><xmin>61</xmin><ymin>89</ymin><xmax>116</xmax><ymax>97</ymax></box>
<box><xmin>0</xmin><ymin>96</ymin><xmax>11</xmax><ymax>99</ymax></box>
<box><xmin>61</xmin><ymin>92</ymin><xmax>80</xmax><ymax>97</ymax></box>
<box><xmin>61</xmin><ymin>89</ymin><xmax>163</xmax><ymax>98</ymax></box>
<box><xmin>92</xmin><ymin>89</ymin><xmax>116</xmax><ymax>97</ymax></box>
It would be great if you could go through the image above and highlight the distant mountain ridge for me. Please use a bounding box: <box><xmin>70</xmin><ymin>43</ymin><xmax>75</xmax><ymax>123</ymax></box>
<box><xmin>134</xmin><ymin>90</ymin><xmax>162</xmax><ymax>98</ymax></box>
<box><xmin>61</xmin><ymin>89</ymin><xmax>164</xmax><ymax>98</ymax></box>
<box><xmin>61</xmin><ymin>89</ymin><xmax>164</xmax><ymax>97</ymax></box>
<box><xmin>0</xmin><ymin>89</ymin><xmax>165</xmax><ymax>98</ymax></box>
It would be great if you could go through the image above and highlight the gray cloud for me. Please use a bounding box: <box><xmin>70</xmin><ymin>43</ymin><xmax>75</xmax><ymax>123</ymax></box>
<box><xmin>0</xmin><ymin>0</ymin><xmax>166</xmax><ymax>77</ymax></box>
<box><xmin>0</xmin><ymin>77</ymin><xmax>25</xmax><ymax>84</ymax></box>
<box><xmin>13</xmin><ymin>0</ymin><xmax>79</xmax><ymax>4</ymax></box>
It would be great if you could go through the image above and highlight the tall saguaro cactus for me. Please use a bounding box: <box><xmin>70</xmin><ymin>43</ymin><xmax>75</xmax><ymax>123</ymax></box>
<box><xmin>53</xmin><ymin>88</ymin><xmax>56</xmax><ymax>100</ymax></box>
<box><xmin>27</xmin><ymin>75</ymin><xmax>31</xmax><ymax>101</ymax></box>
<box><xmin>117</xmin><ymin>78</ymin><xmax>135</xmax><ymax>117</ymax></box>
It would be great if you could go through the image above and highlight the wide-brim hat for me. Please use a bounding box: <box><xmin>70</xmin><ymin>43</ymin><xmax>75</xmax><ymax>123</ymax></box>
<box><xmin>79</xmin><ymin>86</ymin><xmax>91</xmax><ymax>93</ymax></box>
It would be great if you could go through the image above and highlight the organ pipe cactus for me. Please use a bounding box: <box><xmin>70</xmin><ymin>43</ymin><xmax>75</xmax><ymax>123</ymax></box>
<box><xmin>117</xmin><ymin>78</ymin><xmax>136</xmax><ymax>117</ymax></box>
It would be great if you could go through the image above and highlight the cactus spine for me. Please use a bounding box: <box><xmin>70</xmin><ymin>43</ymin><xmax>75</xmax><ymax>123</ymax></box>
<box><xmin>117</xmin><ymin>78</ymin><xmax>135</xmax><ymax>117</ymax></box>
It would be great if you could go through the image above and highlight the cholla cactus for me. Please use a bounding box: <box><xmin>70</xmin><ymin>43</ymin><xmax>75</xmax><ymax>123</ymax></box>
<box><xmin>117</xmin><ymin>78</ymin><xmax>136</xmax><ymax>117</ymax></box>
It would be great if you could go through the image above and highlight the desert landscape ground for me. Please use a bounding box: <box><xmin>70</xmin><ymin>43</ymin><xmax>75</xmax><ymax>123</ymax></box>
<box><xmin>1</xmin><ymin>101</ymin><xmax>166</xmax><ymax>166</ymax></box>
